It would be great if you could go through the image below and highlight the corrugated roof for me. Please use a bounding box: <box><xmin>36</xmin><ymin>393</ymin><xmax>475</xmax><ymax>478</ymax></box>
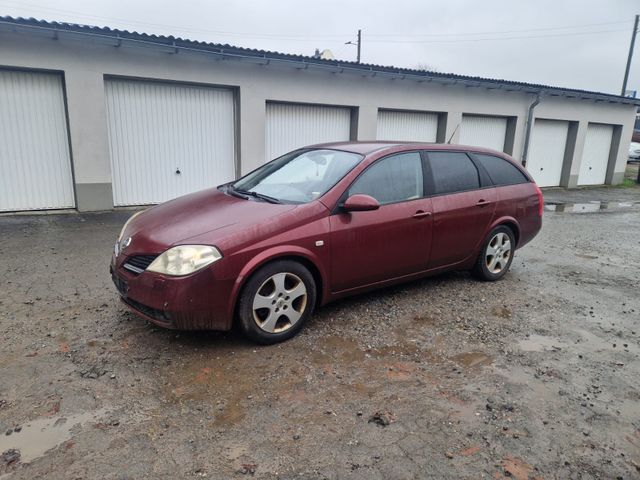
<box><xmin>1</xmin><ymin>15</ymin><xmax>639</xmax><ymax>106</ymax></box>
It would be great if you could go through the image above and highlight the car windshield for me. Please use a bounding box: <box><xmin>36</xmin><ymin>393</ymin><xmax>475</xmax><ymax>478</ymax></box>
<box><xmin>230</xmin><ymin>149</ymin><xmax>363</xmax><ymax>204</ymax></box>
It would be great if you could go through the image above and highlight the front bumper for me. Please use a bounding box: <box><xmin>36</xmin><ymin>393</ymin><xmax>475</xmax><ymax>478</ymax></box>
<box><xmin>110</xmin><ymin>255</ymin><xmax>236</xmax><ymax>330</ymax></box>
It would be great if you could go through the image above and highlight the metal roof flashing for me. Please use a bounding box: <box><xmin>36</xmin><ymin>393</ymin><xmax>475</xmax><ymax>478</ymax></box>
<box><xmin>1</xmin><ymin>16</ymin><xmax>639</xmax><ymax>107</ymax></box>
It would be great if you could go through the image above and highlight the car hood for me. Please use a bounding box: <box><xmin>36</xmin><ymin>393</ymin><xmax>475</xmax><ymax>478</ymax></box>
<box><xmin>120</xmin><ymin>188</ymin><xmax>300</xmax><ymax>254</ymax></box>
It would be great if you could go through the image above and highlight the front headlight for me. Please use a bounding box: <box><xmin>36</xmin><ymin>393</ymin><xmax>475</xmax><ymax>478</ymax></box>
<box><xmin>146</xmin><ymin>245</ymin><xmax>223</xmax><ymax>276</ymax></box>
<box><xmin>118</xmin><ymin>210</ymin><xmax>144</xmax><ymax>241</ymax></box>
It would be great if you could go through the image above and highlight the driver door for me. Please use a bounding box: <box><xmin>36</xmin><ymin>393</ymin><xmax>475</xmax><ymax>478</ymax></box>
<box><xmin>329</xmin><ymin>152</ymin><xmax>433</xmax><ymax>292</ymax></box>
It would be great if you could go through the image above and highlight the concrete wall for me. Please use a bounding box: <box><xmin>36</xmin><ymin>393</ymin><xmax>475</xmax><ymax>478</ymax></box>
<box><xmin>533</xmin><ymin>97</ymin><xmax>636</xmax><ymax>187</ymax></box>
<box><xmin>0</xmin><ymin>31</ymin><xmax>637</xmax><ymax>211</ymax></box>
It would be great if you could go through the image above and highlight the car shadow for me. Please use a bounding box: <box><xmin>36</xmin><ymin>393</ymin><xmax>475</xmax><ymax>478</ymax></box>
<box><xmin>118</xmin><ymin>269</ymin><xmax>475</xmax><ymax>350</ymax></box>
<box><xmin>315</xmin><ymin>269</ymin><xmax>472</xmax><ymax>318</ymax></box>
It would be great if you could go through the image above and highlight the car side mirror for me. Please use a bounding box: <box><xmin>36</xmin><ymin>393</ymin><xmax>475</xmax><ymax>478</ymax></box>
<box><xmin>342</xmin><ymin>194</ymin><xmax>380</xmax><ymax>212</ymax></box>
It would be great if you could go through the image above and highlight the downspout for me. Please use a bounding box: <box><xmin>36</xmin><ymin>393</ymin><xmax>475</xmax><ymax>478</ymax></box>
<box><xmin>521</xmin><ymin>91</ymin><xmax>542</xmax><ymax>167</ymax></box>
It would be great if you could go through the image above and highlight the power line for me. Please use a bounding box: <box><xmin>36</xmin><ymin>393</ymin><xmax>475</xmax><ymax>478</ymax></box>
<box><xmin>365</xmin><ymin>28</ymin><xmax>630</xmax><ymax>44</ymax></box>
<box><xmin>0</xmin><ymin>0</ymin><xmax>633</xmax><ymax>42</ymax></box>
<box><xmin>365</xmin><ymin>20</ymin><xmax>633</xmax><ymax>37</ymax></box>
<box><xmin>0</xmin><ymin>0</ymin><xmax>353</xmax><ymax>39</ymax></box>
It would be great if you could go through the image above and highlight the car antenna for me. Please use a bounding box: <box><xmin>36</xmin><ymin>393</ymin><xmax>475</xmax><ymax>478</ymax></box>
<box><xmin>447</xmin><ymin>123</ymin><xmax>460</xmax><ymax>144</ymax></box>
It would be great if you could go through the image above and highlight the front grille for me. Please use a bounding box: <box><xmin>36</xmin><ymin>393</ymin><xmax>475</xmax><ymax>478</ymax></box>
<box><xmin>123</xmin><ymin>254</ymin><xmax>158</xmax><ymax>274</ymax></box>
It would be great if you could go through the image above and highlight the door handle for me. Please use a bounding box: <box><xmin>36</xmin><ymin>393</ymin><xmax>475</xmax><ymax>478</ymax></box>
<box><xmin>476</xmin><ymin>199</ymin><xmax>492</xmax><ymax>207</ymax></box>
<box><xmin>413</xmin><ymin>210</ymin><xmax>432</xmax><ymax>218</ymax></box>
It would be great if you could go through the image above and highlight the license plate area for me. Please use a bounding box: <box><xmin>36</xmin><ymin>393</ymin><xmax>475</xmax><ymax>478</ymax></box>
<box><xmin>112</xmin><ymin>272</ymin><xmax>129</xmax><ymax>297</ymax></box>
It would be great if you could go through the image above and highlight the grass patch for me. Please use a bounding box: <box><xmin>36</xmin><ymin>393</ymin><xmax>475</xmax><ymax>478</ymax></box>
<box><xmin>620</xmin><ymin>177</ymin><xmax>639</xmax><ymax>188</ymax></box>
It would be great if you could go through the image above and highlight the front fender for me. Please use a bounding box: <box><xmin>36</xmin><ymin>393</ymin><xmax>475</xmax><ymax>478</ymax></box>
<box><xmin>224</xmin><ymin>245</ymin><xmax>329</xmax><ymax>328</ymax></box>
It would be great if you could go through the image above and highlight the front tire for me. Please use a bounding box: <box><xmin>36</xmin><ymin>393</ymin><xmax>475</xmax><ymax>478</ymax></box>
<box><xmin>237</xmin><ymin>260</ymin><xmax>316</xmax><ymax>344</ymax></box>
<box><xmin>471</xmin><ymin>226</ymin><xmax>515</xmax><ymax>281</ymax></box>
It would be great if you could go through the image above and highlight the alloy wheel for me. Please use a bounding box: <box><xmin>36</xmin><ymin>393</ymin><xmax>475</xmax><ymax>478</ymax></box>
<box><xmin>252</xmin><ymin>272</ymin><xmax>308</xmax><ymax>333</ymax></box>
<box><xmin>485</xmin><ymin>232</ymin><xmax>512</xmax><ymax>274</ymax></box>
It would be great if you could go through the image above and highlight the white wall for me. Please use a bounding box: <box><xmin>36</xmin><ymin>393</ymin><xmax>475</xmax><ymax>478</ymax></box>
<box><xmin>533</xmin><ymin>97</ymin><xmax>636</xmax><ymax>186</ymax></box>
<box><xmin>0</xmin><ymin>30</ymin><xmax>636</xmax><ymax>210</ymax></box>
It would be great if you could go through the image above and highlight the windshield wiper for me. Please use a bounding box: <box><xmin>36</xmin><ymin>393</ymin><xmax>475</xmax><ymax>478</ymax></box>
<box><xmin>226</xmin><ymin>186</ymin><xmax>250</xmax><ymax>200</ymax></box>
<box><xmin>230</xmin><ymin>187</ymin><xmax>282</xmax><ymax>204</ymax></box>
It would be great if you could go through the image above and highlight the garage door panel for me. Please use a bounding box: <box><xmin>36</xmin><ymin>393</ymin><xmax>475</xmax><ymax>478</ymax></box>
<box><xmin>265</xmin><ymin>103</ymin><xmax>351</xmax><ymax>161</ymax></box>
<box><xmin>578</xmin><ymin>124</ymin><xmax>613</xmax><ymax>186</ymax></box>
<box><xmin>459</xmin><ymin>115</ymin><xmax>507</xmax><ymax>152</ymax></box>
<box><xmin>0</xmin><ymin>70</ymin><xmax>75</xmax><ymax>211</ymax></box>
<box><xmin>105</xmin><ymin>80</ymin><xmax>236</xmax><ymax>206</ymax></box>
<box><xmin>527</xmin><ymin>119</ymin><xmax>569</xmax><ymax>187</ymax></box>
<box><xmin>376</xmin><ymin>110</ymin><xmax>438</xmax><ymax>142</ymax></box>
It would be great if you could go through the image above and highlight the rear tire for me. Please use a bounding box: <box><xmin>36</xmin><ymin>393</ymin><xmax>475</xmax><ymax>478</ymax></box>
<box><xmin>237</xmin><ymin>260</ymin><xmax>316</xmax><ymax>344</ymax></box>
<box><xmin>471</xmin><ymin>226</ymin><xmax>515</xmax><ymax>281</ymax></box>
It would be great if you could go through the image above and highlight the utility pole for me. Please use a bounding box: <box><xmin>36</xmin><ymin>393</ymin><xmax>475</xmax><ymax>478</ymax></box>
<box><xmin>346</xmin><ymin>29</ymin><xmax>362</xmax><ymax>63</ymax></box>
<box><xmin>357</xmin><ymin>29</ymin><xmax>361</xmax><ymax>63</ymax></box>
<box><xmin>621</xmin><ymin>14</ymin><xmax>639</xmax><ymax>96</ymax></box>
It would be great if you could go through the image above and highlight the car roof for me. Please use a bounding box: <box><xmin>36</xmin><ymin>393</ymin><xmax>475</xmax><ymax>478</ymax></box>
<box><xmin>308</xmin><ymin>141</ymin><xmax>510</xmax><ymax>157</ymax></box>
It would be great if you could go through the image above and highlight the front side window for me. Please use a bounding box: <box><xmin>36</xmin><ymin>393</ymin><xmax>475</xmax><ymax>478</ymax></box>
<box><xmin>427</xmin><ymin>151</ymin><xmax>480</xmax><ymax>195</ymax></box>
<box><xmin>474</xmin><ymin>154</ymin><xmax>528</xmax><ymax>186</ymax></box>
<box><xmin>232</xmin><ymin>149</ymin><xmax>362</xmax><ymax>204</ymax></box>
<box><xmin>348</xmin><ymin>152</ymin><xmax>424</xmax><ymax>205</ymax></box>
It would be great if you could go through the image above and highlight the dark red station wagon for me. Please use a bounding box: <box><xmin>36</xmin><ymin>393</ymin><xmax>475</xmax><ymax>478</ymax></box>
<box><xmin>111</xmin><ymin>142</ymin><xmax>543</xmax><ymax>344</ymax></box>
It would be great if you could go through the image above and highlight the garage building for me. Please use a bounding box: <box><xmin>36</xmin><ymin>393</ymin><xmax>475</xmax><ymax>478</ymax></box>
<box><xmin>0</xmin><ymin>16</ymin><xmax>638</xmax><ymax>212</ymax></box>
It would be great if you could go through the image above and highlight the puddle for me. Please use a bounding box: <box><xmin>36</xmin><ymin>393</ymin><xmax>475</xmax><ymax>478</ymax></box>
<box><xmin>494</xmin><ymin>365</ymin><xmax>558</xmax><ymax>401</ymax></box>
<box><xmin>318</xmin><ymin>335</ymin><xmax>367</xmax><ymax>362</ymax></box>
<box><xmin>544</xmin><ymin>201</ymin><xmax>640</xmax><ymax>213</ymax></box>
<box><xmin>518</xmin><ymin>335</ymin><xmax>566</xmax><ymax>352</ymax></box>
<box><xmin>0</xmin><ymin>408</ymin><xmax>107</xmax><ymax>464</ymax></box>
<box><xmin>492</xmin><ymin>305</ymin><xmax>512</xmax><ymax>319</ymax></box>
<box><xmin>451</xmin><ymin>351</ymin><xmax>493</xmax><ymax>367</ymax></box>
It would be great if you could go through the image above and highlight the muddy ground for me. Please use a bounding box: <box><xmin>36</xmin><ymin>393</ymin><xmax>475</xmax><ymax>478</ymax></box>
<box><xmin>1</xmin><ymin>183</ymin><xmax>639</xmax><ymax>480</ymax></box>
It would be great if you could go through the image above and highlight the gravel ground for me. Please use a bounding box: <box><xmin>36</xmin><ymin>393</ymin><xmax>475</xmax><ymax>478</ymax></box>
<box><xmin>1</xmin><ymin>183</ymin><xmax>639</xmax><ymax>479</ymax></box>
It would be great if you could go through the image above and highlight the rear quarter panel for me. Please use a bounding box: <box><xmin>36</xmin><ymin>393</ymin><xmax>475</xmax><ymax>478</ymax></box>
<box><xmin>491</xmin><ymin>183</ymin><xmax>541</xmax><ymax>249</ymax></box>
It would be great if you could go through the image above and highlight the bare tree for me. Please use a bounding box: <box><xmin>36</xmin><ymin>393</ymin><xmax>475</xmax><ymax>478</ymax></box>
<box><xmin>414</xmin><ymin>63</ymin><xmax>439</xmax><ymax>72</ymax></box>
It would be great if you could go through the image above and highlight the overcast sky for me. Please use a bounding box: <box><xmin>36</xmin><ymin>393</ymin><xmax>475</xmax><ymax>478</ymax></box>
<box><xmin>1</xmin><ymin>0</ymin><xmax>639</xmax><ymax>95</ymax></box>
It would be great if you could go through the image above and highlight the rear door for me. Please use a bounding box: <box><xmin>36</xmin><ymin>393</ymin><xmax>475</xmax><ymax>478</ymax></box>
<box><xmin>425</xmin><ymin>151</ymin><xmax>496</xmax><ymax>268</ymax></box>
<box><xmin>329</xmin><ymin>152</ymin><xmax>433</xmax><ymax>292</ymax></box>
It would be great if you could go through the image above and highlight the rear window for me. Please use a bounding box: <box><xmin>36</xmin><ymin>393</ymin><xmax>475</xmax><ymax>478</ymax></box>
<box><xmin>475</xmin><ymin>154</ymin><xmax>528</xmax><ymax>186</ymax></box>
<box><xmin>427</xmin><ymin>152</ymin><xmax>480</xmax><ymax>195</ymax></box>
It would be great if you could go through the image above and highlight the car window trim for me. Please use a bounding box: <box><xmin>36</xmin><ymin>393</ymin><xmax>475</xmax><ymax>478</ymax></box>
<box><xmin>468</xmin><ymin>152</ymin><xmax>530</xmax><ymax>187</ymax></box>
<box><xmin>422</xmin><ymin>150</ymin><xmax>492</xmax><ymax>197</ymax></box>
<box><xmin>466</xmin><ymin>153</ymin><xmax>494</xmax><ymax>188</ymax></box>
<box><xmin>332</xmin><ymin>150</ymin><xmax>427</xmax><ymax>214</ymax></box>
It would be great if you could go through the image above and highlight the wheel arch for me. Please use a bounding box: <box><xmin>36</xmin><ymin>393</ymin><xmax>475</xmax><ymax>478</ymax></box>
<box><xmin>227</xmin><ymin>246</ymin><xmax>328</xmax><ymax>328</ymax></box>
<box><xmin>488</xmin><ymin>216</ymin><xmax>521</xmax><ymax>248</ymax></box>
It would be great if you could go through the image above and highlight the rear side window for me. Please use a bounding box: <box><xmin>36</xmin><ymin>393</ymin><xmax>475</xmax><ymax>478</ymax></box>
<box><xmin>349</xmin><ymin>152</ymin><xmax>423</xmax><ymax>205</ymax></box>
<box><xmin>427</xmin><ymin>152</ymin><xmax>480</xmax><ymax>195</ymax></box>
<box><xmin>475</xmin><ymin>154</ymin><xmax>528</xmax><ymax>186</ymax></box>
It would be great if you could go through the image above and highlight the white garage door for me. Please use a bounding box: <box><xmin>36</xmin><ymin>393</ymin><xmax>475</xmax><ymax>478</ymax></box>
<box><xmin>0</xmin><ymin>70</ymin><xmax>75</xmax><ymax>211</ymax></box>
<box><xmin>459</xmin><ymin>115</ymin><xmax>508</xmax><ymax>152</ymax></box>
<box><xmin>265</xmin><ymin>103</ymin><xmax>351</xmax><ymax>161</ymax></box>
<box><xmin>376</xmin><ymin>110</ymin><xmax>438</xmax><ymax>142</ymax></box>
<box><xmin>578</xmin><ymin>123</ymin><xmax>613</xmax><ymax>186</ymax></box>
<box><xmin>105</xmin><ymin>79</ymin><xmax>236</xmax><ymax>206</ymax></box>
<box><xmin>527</xmin><ymin>119</ymin><xmax>569</xmax><ymax>187</ymax></box>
